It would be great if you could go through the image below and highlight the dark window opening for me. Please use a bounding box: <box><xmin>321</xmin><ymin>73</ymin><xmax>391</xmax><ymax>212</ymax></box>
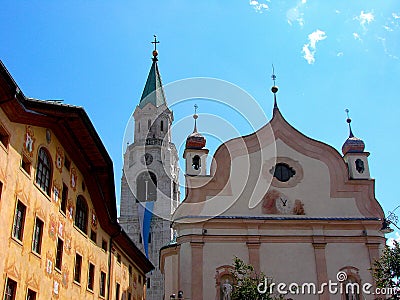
<box><xmin>100</xmin><ymin>271</ymin><xmax>106</xmax><ymax>297</ymax></box>
<box><xmin>116</xmin><ymin>253</ymin><xmax>121</xmax><ymax>263</ymax></box>
<box><xmin>4</xmin><ymin>278</ymin><xmax>17</xmax><ymax>300</ymax></box>
<box><xmin>148</xmin><ymin>232</ymin><xmax>152</xmax><ymax>244</ymax></box>
<box><xmin>36</xmin><ymin>148</ymin><xmax>52</xmax><ymax>195</ymax></box>
<box><xmin>21</xmin><ymin>155</ymin><xmax>31</xmax><ymax>175</ymax></box>
<box><xmin>32</xmin><ymin>218</ymin><xmax>44</xmax><ymax>254</ymax></box>
<box><xmin>60</xmin><ymin>183</ymin><xmax>68</xmax><ymax>214</ymax></box>
<box><xmin>160</xmin><ymin>120</ymin><xmax>164</xmax><ymax>132</ymax></box>
<box><xmin>146</xmin><ymin>277</ymin><xmax>151</xmax><ymax>289</ymax></box>
<box><xmin>139</xmin><ymin>234</ymin><xmax>142</xmax><ymax>244</ymax></box>
<box><xmin>13</xmin><ymin>201</ymin><xmax>26</xmax><ymax>241</ymax></box>
<box><xmin>75</xmin><ymin>196</ymin><xmax>88</xmax><ymax>234</ymax></box>
<box><xmin>74</xmin><ymin>254</ymin><xmax>82</xmax><ymax>283</ymax></box>
<box><xmin>90</xmin><ymin>230</ymin><xmax>97</xmax><ymax>243</ymax></box>
<box><xmin>136</xmin><ymin>171</ymin><xmax>157</xmax><ymax>202</ymax></box>
<box><xmin>192</xmin><ymin>155</ymin><xmax>201</xmax><ymax>171</ymax></box>
<box><xmin>88</xmin><ymin>263</ymin><xmax>95</xmax><ymax>291</ymax></box>
<box><xmin>270</xmin><ymin>163</ymin><xmax>296</xmax><ymax>182</ymax></box>
<box><xmin>55</xmin><ymin>238</ymin><xmax>64</xmax><ymax>270</ymax></box>
<box><xmin>26</xmin><ymin>289</ymin><xmax>37</xmax><ymax>300</ymax></box>
<box><xmin>116</xmin><ymin>283</ymin><xmax>120</xmax><ymax>300</ymax></box>
<box><xmin>355</xmin><ymin>159</ymin><xmax>365</xmax><ymax>174</ymax></box>
<box><xmin>147</xmin><ymin>119</ymin><xmax>151</xmax><ymax>130</ymax></box>
<box><xmin>0</xmin><ymin>181</ymin><xmax>3</xmax><ymax>202</ymax></box>
<box><xmin>0</xmin><ymin>124</ymin><xmax>10</xmax><ymax>148</ymax></box>
<box><xmin>64</xmin><ymin>156</ymin><xmax>71</xmax><ymax>171</ymax></box>
<box><xmin>129</xmin><ymin>265</ymin><xmax>132</xmax><ymax>275</ymax></box>
<box><xmin>102</xmin><ymin>239</ymin><xmax>108</xmax><ymax>251</ymax></box>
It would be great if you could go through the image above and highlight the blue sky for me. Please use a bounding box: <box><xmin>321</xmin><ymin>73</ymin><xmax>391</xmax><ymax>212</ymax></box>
<box><xmin>1</xmin><ymin>1</ymin><xmax>399</xmax><ymax>238</ymax></box>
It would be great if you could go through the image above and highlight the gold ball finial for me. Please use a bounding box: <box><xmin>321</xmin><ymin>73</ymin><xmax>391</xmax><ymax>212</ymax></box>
<box><xmin>271</xmin><ymin>86</ymin><xmax>279</xmax><ymax>94</ymax></box>
<box><xmin>152</xmin><ymin>50</ymin><xmax>158</xmax><ymax>57</ymax></box>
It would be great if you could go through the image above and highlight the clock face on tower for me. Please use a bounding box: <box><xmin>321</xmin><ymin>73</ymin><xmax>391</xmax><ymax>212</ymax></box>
<box><xmin>142</xmin><ymin>153</ymin><xmax>153</xmax><ymax>165</ymax></box>
<box><xmin>275</xmin><ymin>194</ymin><xmax>294</xmax><ymax>214</ymax></box>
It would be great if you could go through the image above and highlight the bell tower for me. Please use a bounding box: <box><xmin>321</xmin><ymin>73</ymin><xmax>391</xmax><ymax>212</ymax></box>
<box><xmin>183</xmin><ymin>105</ymin><xmax>209</xmax><ymax>176</ymax></box>
<box><xmin>342</xmin><ymin>109</ymin><xmax>370</xmax><ymax>179</ymax></box>
<box><xmin>119</xmin><ymin>36</ymin><xmax>180</xmax><ymax>300</ymax></box>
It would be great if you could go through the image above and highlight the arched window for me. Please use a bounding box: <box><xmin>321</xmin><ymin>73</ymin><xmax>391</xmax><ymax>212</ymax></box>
<box><xmin>339</xmin><ymin>267</ymin><xmax>362</xmax><ymax>300</ymax></box>
<box><xmin>75</xmin><ymin>196</ymin><xmax>88</xmax><ymax>234</ymax></box>
<box><xmin>136</xmin><ymin>171</ymin><xmax>157</xmax><ymax>202</ymax></box>
<box><xmin>160</xmin><ymin>120</ymin><xmax>164</xmax><ymax>132</ymax></box>
<box><xmin>192</xmin><ymin>155</ymin><xmax>201</xmax><ymax>170</ymax></box>
<box><xmin>148</xmin><ymin>119</ymin><xmax>151</xmax><ymax>129</ymax></box>
<box><xmin>36</xmin><ymin>147</ymin><xmax>52</xmax><ymax>195</ymax></box>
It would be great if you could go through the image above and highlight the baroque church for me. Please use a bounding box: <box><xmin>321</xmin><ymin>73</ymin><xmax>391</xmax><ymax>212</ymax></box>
<box><xmin>120</xmin><ymin>43</ymin><xmax>387</xmax><ymax>300</ymax></box>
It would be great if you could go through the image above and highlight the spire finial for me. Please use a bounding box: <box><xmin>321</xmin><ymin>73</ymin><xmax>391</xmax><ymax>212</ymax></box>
<box><xmin>193</xmin><ymin>104</ymin><xmax>198</xmax><ymax>133</ymax></box>
<box><xmin>151</xmin><ymin>35</ymin><xmax>160</xmax><ymax>60</ymax></box>
<box><xmin>271</xmin><ymin>64</ymin><xmax>279</xmax><ymax>110</ymax></box>
<box><xmin>345</xmin><ymin>109</ymin><xmax>354</xmax><ymax>138</ymax></box>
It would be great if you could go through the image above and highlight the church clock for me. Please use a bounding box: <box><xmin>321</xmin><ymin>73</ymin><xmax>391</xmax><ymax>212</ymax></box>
<box><xmin>275</xmin><ymin>194</ymin><xmax>294</xmax><ymax>214</ymax></box>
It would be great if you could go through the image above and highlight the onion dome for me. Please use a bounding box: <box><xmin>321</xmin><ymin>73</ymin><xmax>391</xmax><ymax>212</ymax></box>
<box><xmin>342</xmin><ymin>109</ymin><xmax>365</xmax><ymax>155</ymax></box>
<box><xmin>186</xmin><ymin>105</ymin><xmax>206</xmax><ymax>149</ymax></box>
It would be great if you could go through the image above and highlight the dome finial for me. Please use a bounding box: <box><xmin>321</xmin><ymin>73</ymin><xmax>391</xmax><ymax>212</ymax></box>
<box><xmin>193</xmin><ymin>104</ymin><xmax>198</xmax><ymax>133</ymax></box>
<box><xmin>151</xmin><ymin>34</ymin><xmax>160</xmax><ymax>61</ymax></box>
<box><xmin>271</xmin><ymin>64</ymin><xmax>279</xmax><ymax>110</ymax></box>
<box><xmin>342</xmin><ymin>108</ymin><xmax>365</xmax><ymax>155</ymax></box>
<box><xmin>345</xmin><ymin>109</ymin><xmax>354</xmax><ymax>138</ymax></box>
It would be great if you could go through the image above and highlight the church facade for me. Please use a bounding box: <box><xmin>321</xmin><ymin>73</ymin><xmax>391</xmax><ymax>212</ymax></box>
<box><xmin>160</xmin><ymin>87</ymin><xmax>387</xmax><ymax>300</ymax></box>
<box><xmin>119</xmin><ymin>48</ymin><xmax>180</xmax><ymax>300</ymax></box>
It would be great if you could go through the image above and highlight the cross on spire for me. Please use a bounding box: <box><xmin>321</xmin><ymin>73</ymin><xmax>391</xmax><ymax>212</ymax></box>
<box><xmin>271</xmin><ymin>64</ymin><xmax>277</xmax><ymax>86</ymax></box>
<box><xmin>193</xmin><ymin>104</ymin><xmax>199</xmax><ymax>133</ymax></box>
<box><xmin>151</xmin><ymin>35</ymin><xmax>160</xmax><ymax>51</ymax></box>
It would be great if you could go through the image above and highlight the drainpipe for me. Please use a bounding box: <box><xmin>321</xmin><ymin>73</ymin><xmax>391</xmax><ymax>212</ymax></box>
<box><xmin>107</xmin><ymin>227</ymin><xmax>123</xmax><ymax>300</ymax></box>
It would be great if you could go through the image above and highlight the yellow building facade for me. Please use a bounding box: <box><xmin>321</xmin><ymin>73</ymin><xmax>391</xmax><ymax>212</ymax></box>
<box><xmin>0</xmin><ymin>61</ymin><xmax>153</xmax><ymax>300</ymax></box>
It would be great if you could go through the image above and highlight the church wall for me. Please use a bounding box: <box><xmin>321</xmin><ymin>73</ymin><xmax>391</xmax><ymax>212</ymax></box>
<box><xmin>0</xmin><ymin>107</ymin><xmax>146</xmax><ymax>299</ymax></box>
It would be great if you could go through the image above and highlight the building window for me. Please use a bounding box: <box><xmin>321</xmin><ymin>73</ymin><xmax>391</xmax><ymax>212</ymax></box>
<box><xmin>74</xmin><ymin>254</ymin><xmax>82</xmax><ymax>283</ymax></box>
<box><xmin>0</xmin><ymin>181</ymin><xmax>3</xmax><ymax>202</ymax></box>
<box><xmin>192</xmin><ymin>155</ymin><xmax>201</xmax><ymax>170</ymax></box>
<box><xmin>138</xmin><ymin>122</ymin><xmax>140</xmax><ymax>133</ymax></box>
<box><xmin>147</xmin><ymin>119</ymin><xmax>151</xmax><ymax>130</ymax></box>
<box><xmin>75</xmin><ymin>196</ymin><xmax>88</xmax><ymax>234</ymax></box>
<box><xmin>32</xmin><ymin>218</ymin><xmax>44</xmax><ymax>254</ymax></box>
<box><xmin>128</xmin><ymin>265</ymin><xmax>132</xmax><ymax>275</ymax></box>
<box><xmin>21</xmin><ymin>155</ymin><xmax>31</xmax><ymax>175</ymax></box>
<box><xmin>148</xmin><ymin>232</ymin><xmax>152</xmax><ymax>243</ymax></box>
<box><xmin>116</xmin><ymin>253</ymin><xmax>121</xmax><ymax>264</ymax></box>
<box><xmin>26</xmin><ymin>289</ymin><xmax>36</xmax><ymax>300</ymax></box>
<box><xmin>270</xmin><ymin>163</ymin><xmax>296</xmax><ymax>182</ymax></box>
<box><xmin>136</xmin><ymin>171</ymin><xmax>157</xmax><ymax>202</ymax></box>
<box><xmin>90</xmin><ymin>230</ymin><xmax>97</xmax><ymax>243</ymax></box>
<box><xmin>115</xmin><ymin>283</ymin><xmax>120</xmax><ymax>300</ymax></box>
<box><xmin>139</xmin><ymin>234</ymin><xmax>142</xmax><ymax>244</ymax></box>
<box><xmin>146</xmin><ymin>278</ymin><xmax>151</xmax><ymax>289</ymax></box>
<box><xmin>128</xmin><ymin>292</ymin><xmax>132</xmax><ymax>300</ymax></box>
<box><xmin>102</xmin><ymin>239</ymin><xmax>108</xmax><ymax>251</ymax></box>
<box><xmin>0</xmin><ymin>124</ymin><xmax>10</xmax><ymax>149</ymax></box>
<box><xmin>13</xmin><ymin>200</ymin><xmax>26</xmax><ymax>241</ymax></box>
<box><xmin>64</xmin><ymin>156</ymin><xmax>71</xmax><ymax>171</ymax></box>
<box><xmin>88</xmin><ymin>263</ymin><xmax>95</xmax><ymax>291</ymax></box>
<box><xmin>4</xmin><ymin>278</ymin><xmax>17</xmax><ymax>300</ymax></box>
<box><xmin>55</xmin><ymin>238</ymin><xmax>64</xmax><ymax>271</ymax></box>
<box><xmin>60</xmin><ymin>183</ymin><xmax>68</xmax><ymax>214</ymax></box>
<box><xmin>35</xmin><ymin>148</ymin><xmax>52</xmax><ymax>195</ymax></box>
<box><xmin>100</xmin><ymin>271</ymin><xmax>106</xmax><ymax>297</ymax></box>
<box><xmin>160</xmin><ymin>120</ymin><xmax>164</xmax><ymax>132</ymax></box>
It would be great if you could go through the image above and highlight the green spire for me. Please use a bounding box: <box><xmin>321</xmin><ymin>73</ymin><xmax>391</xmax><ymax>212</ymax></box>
<box><xmin>138</xmin><ymin>36</ymin><xmax>167</xmax><ymax>109</ymax></box>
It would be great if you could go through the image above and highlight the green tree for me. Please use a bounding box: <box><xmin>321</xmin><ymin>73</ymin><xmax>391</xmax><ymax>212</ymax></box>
<box><xmin>372</xmin><ymin>241</ymin><xmax>400</xmax><ymax>299</ymax></box>
<box><xmin>230</xmin><ymin>257</ymin><xmax>283</xmax><ymax>300</ymax></box>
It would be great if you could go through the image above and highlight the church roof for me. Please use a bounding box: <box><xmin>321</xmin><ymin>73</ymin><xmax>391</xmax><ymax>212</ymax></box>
<box><xmin>138</xmin><ymin>55</ymin><xmax>167</xmax><ymax>109</ymax></box>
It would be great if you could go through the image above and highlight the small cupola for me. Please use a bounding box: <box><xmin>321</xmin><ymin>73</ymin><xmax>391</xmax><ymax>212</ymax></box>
<box><xmin>183</xmin><ymin>105</ymin><xmax>209</xmax><ymax>176</ymax></box>
<box><xmin>342</xmin><ymin>109</ymin><xmax>370</xmax><ymax>179</ymax></box>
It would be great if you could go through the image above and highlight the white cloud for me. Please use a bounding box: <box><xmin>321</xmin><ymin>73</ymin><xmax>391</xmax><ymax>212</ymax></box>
<box><xmin>353</xmin><ymin>32</ymin><xmax>362</xmax><ymax>41</ymax></box>
<box><xmin>393</xmin><ymin>13</ymin><xmax>400</xmax><ymax>19</ymax></box>
<box><xmin>383</xmin><ymin>25</ymin><xmax>394</xmax><ymax>32</ymax></box>
<box><xmin>337</xmin><ymin>52</ymin><xmax>344</xmax><ymax>57</ymax></box>
<box><xmin>302</xmin><ymin>29</ymin><xmax>327</xmax><ymax>64</ymax></box>
<box><xmin>355</xmin><ymin>10</ymin><xmax>375</xmax><ymax>29</ymax></box>
<box><xmin>335</xmin><ymin>9</ymin><xmax>341</xmax><ymax>14</ymax></box>
<box><xmin>378</xmin><ymin>36</ymin><xmax>399</xmax><ymax>60</ymax></box>
<box><xmin>387</xmin><ymin>232</ymin><xmax>400</xmax><ymax>247</ymax></box>
<box><xmin>249</xmin><ymin>0</ymin><xmax>269</xmax><ymax>13</ymax></box>
<box><xmin>287</xmin><ymin>1</ymin><xmax>306</xmax><ymax>27</ymax></box>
